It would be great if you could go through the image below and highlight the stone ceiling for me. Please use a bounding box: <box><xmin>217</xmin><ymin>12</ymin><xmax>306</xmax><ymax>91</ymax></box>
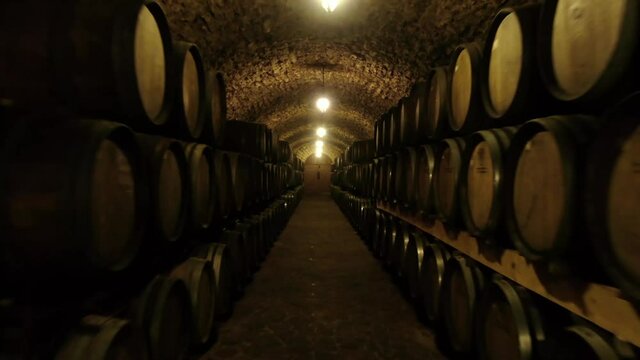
<box><xmin>161</xmin><ymin>0</ymin><xmax>532</xmax><ymax>159</ymax></box>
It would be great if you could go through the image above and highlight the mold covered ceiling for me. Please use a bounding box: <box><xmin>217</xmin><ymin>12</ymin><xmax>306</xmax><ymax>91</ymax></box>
<box><xmin>160</xmin><ymin>0</ymin><xmax>532</xmax><ymax>160</ymax></box>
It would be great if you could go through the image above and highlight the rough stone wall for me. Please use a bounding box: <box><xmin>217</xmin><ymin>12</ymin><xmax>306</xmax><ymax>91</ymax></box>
<box><xmin>160</xmin><ymin>0</ymin><xmax>537</xmax><ymax>159</ymax></box>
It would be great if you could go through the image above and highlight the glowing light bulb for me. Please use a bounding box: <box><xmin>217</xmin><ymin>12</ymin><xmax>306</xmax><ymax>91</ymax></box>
<box><xmin>315</xmin><ymin>151</ymin><xmax>322</xmax><ymax>158</ymax></box>
<box><xmin>321</xmin><ymin>0</ymin><xmax>340</xmax><ymax>12</ymax></box>
<box><xmin>316</xmin><ymin>127</ymin><xmax>327</xmax><ymax>138</ymax></box>
<box><xmin>316</xmin><ymin>97</ymin><xmax>330</xmax><ymax>113</ymax></box>
<box><xmin>315</xmin><ymin>140</ymin><xmax>324</xmax><ymax>148</ymax></box>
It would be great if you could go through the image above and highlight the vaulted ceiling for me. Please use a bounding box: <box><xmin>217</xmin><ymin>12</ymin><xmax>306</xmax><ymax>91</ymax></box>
<box><xmin>161</xmin><ymin>0</ymin><xmax>532</xmax><ymax>160</ymax></box>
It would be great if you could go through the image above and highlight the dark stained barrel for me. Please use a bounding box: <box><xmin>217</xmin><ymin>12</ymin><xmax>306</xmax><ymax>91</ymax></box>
<box><xmin>538</xmin><ymin>0</ymin><xmax>640</xmax><ymax>103</ymax></box>
<box><xmin>505</xmin><ymin>116</ymin><xmax>601</xmax><ymax>261</ymax></box>
<box><xmin>475</xmin><ymin>276</ymin><xmax>549</xmax><ymax>360</ymax></box>
<box><xmin>393</xmin><ymin>222</ymin><xmax>412</xmax><ymax>278</ymax></box>
<box><xmin>390</xmin><ymin>106</ymin><xmax>402</xmax><ymax>151</ymax></box>
<box><xmin>375</xmin><ymin>119</ymin><xmax>383</xmax><ymax>156</ymax></box>
<box><xmin>202</xmin><ymin>70</ymin><xmax>227</xmax><ymax>147</ymax></box>
<box><xmin>404</xmin><ymin>231</ymin><xmax>429</xmax><ymax>300</ymax></box>
<box><xmin>56</xmin><ymin>315</ymin><xmax>147</xmax><ymax>360</ymax></box>
<box><xmin>192</xmin><ymin>243</ymin><xmax>233</xmax><ymax>320</ymax></box>
<box><xmin>413</xmin><ymin>81</ymin><xmax>430</xmax><ymax>144</ymax></box>
<box><xmin>555</xmin><ymin>325</ymin><xmax>636</xmax><ymax>360</ymax></box>
<box><xmin>481</xmin><ymin>5</ymin><xmax>546</xmax><ymax>123</ymax></box>
<box><xmin>235</xmin><ymin>220</ymin><xmax>259</xmax><ymax>274</ymax></box>
<box><xmin>219</xmin><ymin>230</ymin><xmax>247</xmax><ymax>293</ymax></box>
<box><xmin>384</xmin><ymin>153</ymin><xmax>398</xmax><ymax>203</ymax></box>
<box><xmin>395</xmin><ymin>148</ymin><xmax>417</xmax><ymax>209</ymax></box>
<box><xmin>382</xmin><ymin>111</ymin><xmax>392</xmax><ymax>155</ymax></box>
<box><xmin>213</xmin><ymin>150</ymin><xmax>234</xmax><ymax>219</ymax></box>
<box><xmin>133</xmin><ymin>276</ymin><xmax>191</xmax><ymax>360</ymax></box>
<box><xmin>426</xmin><ymin>67</ymin><xmax>450</xmax><ymax>140</ymax></box>
<box><xmin>372</xmin><ymin>210</ymin><xmax>386</xmax><ymax>257</ymax></box>
<box><xmin>226</xmin><ymin>152</ymin><xmax>250</xmax><ymax>213</ymax></box>
<box><xmin>136</xmin><ymin>134</ymin><xmax>188</xmax><ymax>244</ymax></box>
<box><xmin>0</xmin><ymin>1</ymin><xmax>174</xmax><ymax>129</ymax></box>
<box><xmin>400</xmin><ymin>94</ymin><xmax>418</xmax><ymax>146</ymax></box>
<box><xmin>420</xmin><ymin>242</ymin><xmax>452</xmax><ymax>323</ymax></box>
<box><xmin>222</xmin><ymin>121</ymin><xmax>268</xmax><ymax>160</ymax></box>
<box><xmin>586</xmin><ymin>106</ymin><xmax>640</xmax><ymax>300</ymax></box>
<box><xmin>1</xmin><ymin>119</ymin><xmax>145</xmax><ymax>276</ymax></box>
<box><xmin>440</xmin><ymin>253</ymin><xmax>485</xmax><ymax>356</ymax></box>
<box><xmin>183</xmin><ymin>143</ymin><xmax>214</xmax><ymax>233</ymax></box>
<box><xmin>434</xmin><ymin>137</ymin><xmax>466</xmax><ymax>225</ymax></box>
<box><xmin>383</xmin><ymin>218</ymin><xmax>401</xmax><ymax>268</ymax></box>
<box><xmin>448</xmin><ymin>43</ymin><xmax>486</xmax><ymax>134</ymax></box>
<box><xmin>460</xmin><ymin>128</ymin><xmax>516</xmax><ymax>240</ymax></box>
<box><xmin>169</xmin><ymin>257</ymin><xmax>215</xmax><ymax>345</ymax></box>
<box><xmin>415</xmin><ymin>145</ymin><xmax>437</xmax><ymax>218</ymax></box>
<box><xmin>169</xmin><ymin>41</ymin><xmax>206</xmax><ymax>140</ymax></box>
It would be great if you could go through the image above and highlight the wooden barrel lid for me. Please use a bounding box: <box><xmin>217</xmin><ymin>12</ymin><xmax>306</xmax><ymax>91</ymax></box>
<box><xmin>550</xmin><ymin>0</ymin><xmax>631</xmax><ymax>100</ymax></box>
<box><xmin>435</xmin><ymin>139</ymin><xmax>465</xmax><ymax>222</ymax></box>
<box><xmin>513</xmin><ymin>131</ymin><xmax>565</xmax><ymax>252</ymax></box>
<box><xmin>91</xmin><ymin>139</ymin><xmax>136</xmax><ymax>270</ymax></box>
<box><xmin>416</xmin><ymin>145</ymin><xmax>436</xmax><ymax>214</ymax></box>
<box><xmin>134</xmin><ymin>4</ymin><xmax>166</xmax><ymax>123</ymax></box>
<box><xmin>427</xmin><ymin>68</ymin><xmax>448</xmax><ymax>138</ymax></box>
<box><xmin>488</xmin><ymin>12</ymin><xmax>523</xmax><ymax>117</ymax></box>
<box><xmin>448</xmin><ymin>268</ymin><xmax>473</xmax><ymax>350</ymax></box>
<box><xmin>451</xmin><ymin>49</ymin><xmax>474</xmax><ymax>130</ymax></box>
<box><xmin>185</xmin><ymin>144</ymin><xmax>214</xmax><ymax>229</ymax></box>
<box><xmin>156</xmin><ymin>281</ymin><xmax>190</xmax><ymax>359</ymax></box>
<box><xmin>182</xmin><ymin>48</ymin><xmax>201</xmax><ymax>135</ymax></box>
<box><xmin>467</xmin><ymin>141</ymin><xmax>495</xmax><ymax>229</ymax></box>
<box><xmin>483</xmin><ymin>297</ymin><xmax>521</xmax><ymax>360</ymax></box>
<box><xmin>421</xmin><ymin>243</ymin><xmax>449</xmax><ymax>321</ymax></box>
<box><xmin>158</xmin><ymin>147</ymin><xmax>184</xmax><ymax>240</ymax></box>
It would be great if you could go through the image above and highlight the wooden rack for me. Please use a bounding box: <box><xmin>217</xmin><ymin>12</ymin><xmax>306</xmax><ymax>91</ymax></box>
<box><xmin>377</xmin><ymin>202</ymin><xmax>640</xmax><ymax>347</ymax></box>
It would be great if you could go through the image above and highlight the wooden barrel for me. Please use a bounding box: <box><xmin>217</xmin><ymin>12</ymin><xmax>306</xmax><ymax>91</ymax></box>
<box><xmin>538</xmin><ymin>0</ymin><xmax>640</xmax><ymax>103</ymax></box>
<box><xmin>169</xmin><ymin>41</ymin><xmax>205</xmax><ymax>140</ymax></box>
<box><xmin>375</xmin><ymin>119</ymin><xmax>383</xmax><ymax>156</ymax></box>
<box><xmin>413</xmin><ymin>81</ymin><xmax>430</xmax><ymax>144</ymax></box>
<box><xmin>415</xmin><ymin>144</ymin><xmax>437</xmax><ymax>218</ymax></box>
<box><xmin>395</xmin><ymin>148</ymin><xmax>417</xmax><ymax>209</ymax></box>
<box><xmin>390</xmin><ymin>106</ymin><xmax>402</xmax><ymax>151</ymax></box>
<box><xmin>459</xmin><ymin>128</ymin><xmax>516</xmax><ymax>240</ymax></box>
<box><xmin>475</xmin><ymin>276</ymin><xmax>548</xmax><ymax>360</ymax></box>
<box><xmin>448</xmin><ymin>43</ymin><xmax>486</xmax><ymax>134</ymax></box>
<box><xmin>278</xmin><ymin>140</ymin><xmax>292</xmax><ymax>163</ymax></box>
<box><xmin>420</xmin><ymin>242</ymin><xmax>452</xmax><ymax>323</ymax></box>
<box><xmin>222</xmin><ymin>121</ymin><xmax>267</xmax><ymax>160</ymax></box>
<box><xmin>393</xmin><ymin>222</ymin><xmax>413</xmax><ymax>277</ymax></box>
<box><xmin>426</xmin><ymin>67</ymin><xmax>450</xmax><ymax>140</ymax></box>
<box><xmin>249</xmin><ymin>214</ymin><xmax>267</xmax><ymax>261</ymax></box>
<box><xmin>202</xmin><ymin>70</ymin><xmax>227</xmax><ymax>147</ymax></box>
<box><xmin>505</xmin><ymin>116</ymin><xmax>601</xmax><ymax>261</ymax></box>
<box><xmin>586</xmin><ymin>105</ymin><xmax>640</xmax><ymax>299</ymax></box>
<box><xmin>434</xmin><ymin>137</ymin><xmax>466</xmax><ymax>225</ymax></box>
<box><xmin>481</xmin><ymin>5</ymin><xmax>546</xmax><ymax>122</ymax></box>
<box><xmin>383</xmin><ymin>218</ymin><xmax>400</xmax><ymax>268</ymax></box>
<box><xmin>133</xmin><ymin>276</ymin><xmax>191</xmax><ymax>360</ymax></box>
<box><xmin>372</xmin><ymin>210</ymin><xmax>385</xmax><ymax>257</ymax></box>
<box><xmin>404</xmin><ymin>231</ymin><xmax>429</xmax><ymax>300</ymax></box>
<box><xmin>440</xmin><ymin>253</ymin><xmax>485</xmax><ymax>355</ymax></box>
<box><xmin>1</xmin><ymin>119</ymin><xmax>145</xmax><ymax>275</ymax></box>
<box><xmin>235</xmin><ymin>221</ymin><xmax>258</xmax><ymax>274</ymax></box>
<box><xmin>382</xmin><ymin>111</ymin><xmax>392</xmax><ymax>155</ymax></box>
<box><xmin>213</xmin><ymin>150</ymin><xmax>234</xmax><ymax>219</ymax></box>
<box><xmin>136</xmin><ymin>134</ymin><xmax>188</xmax><ymax>244</ymax></box>
<box><xmin>169</xmin><ymin>257</ymin><xmax>215</xmax><ymax>345</ymax></box>
<box><xmin>183</xmin><ymin>143</ymin><xmax>214</xmax><ymax>233</ymax></box>
<box><xmin>56</xmin><ymin>315</ymin><xmax>147</xmax><ymax>360</ymax></box>
<box><xmin>192</xmin><ymin>243</ymin><xmax>233</xmax><ymax>320</ymax></box>
<box><xmin>219</xmin><ymin>230</ymin><xmax>247</xmax><ymax>293</ymax></box>
<box><xmin>0</xmin><ymin>0</ymin><xmax>173</xmax><ymax>128</ymax></box>
<box><xmin>400</xmin><ymin>95</ymin><xmax>418</xmax><ymax>146</ymax></box>
<box><xmin>555</xmin><ymin>325</ymin><xmax>635</xmax><ymax>360</ymax></box>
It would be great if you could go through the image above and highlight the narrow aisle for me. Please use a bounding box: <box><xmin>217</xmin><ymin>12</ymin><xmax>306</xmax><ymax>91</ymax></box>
<box><xmin>202</xmin><ymin>195</ymin><xmax>445</xmax><ymax>360</ymax></box>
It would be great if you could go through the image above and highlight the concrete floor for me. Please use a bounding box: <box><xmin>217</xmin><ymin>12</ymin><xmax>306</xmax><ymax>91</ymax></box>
<box><xmin>201</xmin><ymin>195</ymin><xmax>445</xmax><ymax>359</ymax></box>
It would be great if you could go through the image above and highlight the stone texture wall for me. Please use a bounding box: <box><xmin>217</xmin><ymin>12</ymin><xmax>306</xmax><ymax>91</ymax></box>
<box><xmin>160</xmin><ymin>0</ymin><xmax>537</xmax><ymax>159</ymax></box>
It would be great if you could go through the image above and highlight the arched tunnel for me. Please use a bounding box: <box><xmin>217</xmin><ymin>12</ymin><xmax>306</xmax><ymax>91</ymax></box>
<box><xmin>1</xmin><ymin>0</ymin><xmax>639</xmax><ymax>359</ymax></box>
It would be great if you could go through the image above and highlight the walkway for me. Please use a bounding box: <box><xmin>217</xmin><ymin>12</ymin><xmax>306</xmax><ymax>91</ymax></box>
<box><xmin>201</xmin><ymin>195</ymin><xmax>445</xmax><ymax>359</ymax></box>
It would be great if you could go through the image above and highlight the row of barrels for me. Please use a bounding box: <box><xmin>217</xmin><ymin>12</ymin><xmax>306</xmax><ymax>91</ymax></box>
<box><xmin>375</xmin><ymin>1</ymin><xmax>640</xmax><ymax>154</ymax></box>
<box><xmin>334</xmin><ymin>139</ymin><xmax>376</xmax><ymax>169</ymax></box>
<box><xmin>2</xmin><ymin>187</ymin><xmax>303</xmax><ymax>359</ymax></box>
<box><xmin>0</xmin><ymin>0</ymin><xmax>227</xmax><ymax>146</ymax></box>
<box><xmin>374</xmin><ymin>107</ymin><xmax>640</xmax><ymax>300</ymax></box>
<box><xmin>333</xmin><ymin>189</ymin><xmax>637</xmax><ymax>360</ymax></box>
<box><xmin>331</xmin><ymin>162</ymin><xmax>374</xmax><ymax>198</ymax></box>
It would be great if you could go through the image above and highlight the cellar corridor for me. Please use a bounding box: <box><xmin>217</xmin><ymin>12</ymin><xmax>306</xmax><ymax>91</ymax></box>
<box><xmin>201</xmin><ymin>195</ymin><xmax>444</xmax><ymax>360</ymax></box>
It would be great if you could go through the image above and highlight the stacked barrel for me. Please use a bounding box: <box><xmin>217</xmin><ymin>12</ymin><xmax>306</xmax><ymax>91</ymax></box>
<box><xmin>340</xmin><ymin>2</ymin><xmax>640</xmax><ymax>358</ymax></box>
<box><xmin>0</xmin><ymin>1</ymin><xmax>302</xmax><ymax>359</ymax></box>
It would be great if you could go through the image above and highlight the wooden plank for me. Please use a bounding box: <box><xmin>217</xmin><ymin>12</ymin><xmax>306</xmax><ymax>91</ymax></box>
<box><xmin>377</xmin><ymin>202</ymin><xmax>640</xmax><ymax>347</ymax></box>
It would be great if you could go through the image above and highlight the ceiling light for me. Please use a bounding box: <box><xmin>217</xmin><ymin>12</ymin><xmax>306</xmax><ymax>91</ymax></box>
<box><xmin>321</xmin><ymin>0</ymin><xmax>340</xmax><ymax>12</ymax></box>
<box><xmin>315</xmin><ymin>140</ymin><xmax>324</xmax><ymax>148</ymax></box>
<box><xmin>316</xmin><ymin>127</ymin><xmax>327</xmax><ymax>138</ymax></box>
<box><xmin>315</xmin><ymin>150</ymin><xmax>322</xmax><ymax>158</ymax></box>
<box><xmin>316</xmin><ymin>97</ymin><xmax>330</xmax><ymax>113</ymax></box>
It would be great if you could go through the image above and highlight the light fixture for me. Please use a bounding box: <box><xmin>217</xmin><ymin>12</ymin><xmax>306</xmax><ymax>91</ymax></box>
<box><xmin>316</xmin><ymin>127</ymin><xmax>327</xmax><ymax>138</ymax></box>
<box><xmin>315</xmin><ymin>150</ymin><xmax>322</xmax><ymax>158</ymax></box>
<box><xmin>315</xmin><ymin>140</ymin><xmax>324</xmax><ymax>148</ymax></box>
<box><xmin>316</xmin><ymin>97</ymin><xmax>330</xmax><ymax>113</ymax></box>
<box><xmin>321</xmin><ymin>0</ymin><xmax>340</xmax><ymax>12</ymax></box>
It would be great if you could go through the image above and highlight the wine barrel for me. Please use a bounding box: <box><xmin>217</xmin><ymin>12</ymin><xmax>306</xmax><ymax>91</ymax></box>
<box><xmin>420</xmin><ymin>242</ymin><xmax>452</xmax><ymax>323</ymax></box>
<box><xmin>133</xmin><ymin>276</ymin><xmax>191</xmax><ymax>360</ymax></box>
<box><xmin>400</xmin><ymin>95</ymin><xmax>418</xmax><ymax>146</ymax></box>
<box><xmin>249</xmin><ymin>214</ymin><xmax>267</xmax><ymax>261</ymax></box>
<box><xmin>481</xmin><ymin>5</ymin><xmax>547</xmax><ymax>122</ymax></box>
<box><xmin>169</xmin><ymin>41</ymin><xmax>205</xmax><ymax>140</ymax></box>
<box><xmin>505</xmin><ymin>116</ymin><xmax>601</xmax><ymax>261</ymax></box>
<box><xmin>1</xmin><ymin>119</ymin><xmax>145</xmax><ymax>276</ymax></box>
<box><xmin>415</xmin><ymin>144</ymin><xmax>437</xmax><ymax>218</ymax></box>
<box><xmin>213</xmin><ymin>150</ymin><xmax>234</xmax><ymax>219</ymax></box>
<box><xmin>235</xmin><ymin>220</ymin><xmax>259</xmax><ymax>274</ymax></box>
<box><xmin>223</xmin><ymin>121</ymin><xmax>267</xmax><ymax>160</ymax></box>
<box><xmin>136</xmin><ymin>134</ymin><xmax>188</xmax><ymax>244</ymax></box>
<box><xmin>226</xmin><ymin>151</ymin><xmax>249</xmax><ymax>213</ymax></box>
<box><xmin>395</xmin><ymin>147</ymin><xmax>417</xmax><ymax>209</ymax></box>
<box><xmin>538</xmin><ymin>0</ymin><xmax>640</xmax><ymax>103</ymax></box>
<box><xmin>413</xmin><ymin>81</ymin><xmax>430</xmax><ymax>144</ymax></box>
<box><xmin>586</xmin><ymin>106</ymin><xmax>640</xmax><ymax>299</ymax></box>
<box><xmin>384</xmin><ymin>153</ymin><xmax>397</xmax><ymax>203</ymax></box>
<box><xmin>278</xmin><ymin>140</ymin><xmax>292</xmax><ymax>163</ymax></box>
<box><xmin>440</xmin><ymin>253</ymin><xmax>485</xmax><ymax>355</ymax></box>
<box><xmin>382</xmin><ymin>111</ymin><xmax>392</xmax><ymax>155</ymax></box>
<box><xmin>390</xmin><ymin>106</ymin><xmax>402</xmax><ymax>151</ymax></box>
<box><xmin>56</xmin><ymin>315</ymin><xmax>147</xmax><ymax>360</ymax></box>
<box><xmin>0</xmin><ymin>0</ymin><xmax>173</xmax><ymax>128</ymax></box>
<box><xmin>426</xmin><ymin>67</ymin><xmax>450</xmax><ymax>140</ymax></box>
<box><xmin>219</xmin><ymin>230</ymin><xmax>247</xmax><ymax>293</ymax></box>
<box><xmin>459</xmin><ymin>128</ymin><xmax>516</xmax><ymax>240</ymax></box>
<box><xmin>555</xmin><ymin>325</ymin><xmax>635</xmax><ymax>360</ymax></box>
<box><xmin>169</xmin><ymin>257</ymin><xmax>215</xmax><ymax>345</ymax></box>
<box><xmin>375</xmin><ymin>119</ymin><xmax>383</xmax><ymax>156</ymax></box>
<box><xmin>475</xmin><ymin>276</ymin><xmax>548</xmax><ymax>360</ymax></box>
<box><xmin>392</xmin><ymin>222</ymin><xmax>412</xmax><ymax>278</ymax></box>
<box><xmin>372</xmin><ymin>210</ymin><xmax>386</xmax><ymax>257</ymax></box>
<box><xmin>434</xmin><ymin>137</ymin><xmax>466</xmax><ymax>225</ymax></box>
<box><xmin>404</xmin><ymin>231</ymin><xmax>429</xmax><ymax>300</ymax></box>
<box><xmin>192</xmin><ymin>243</ymin><xmax>233</xmax><ymax>320</ymax></box>
<box><xmin>383</xmin><ymin>218</ymin><xmax>400</xmax><ymax>268</ymax></box>
<box><xmin>448</xmin><ymin>43</ymin><xmax>486</xmax><ymax>134</ymax></box>
<box><xmin>202</xmin><ymin>70</ymin><xmax>227</xmax><ymax>147</ymax></box>
<box><xmin>183</xmin><ymin>143</ymin><xmax>214</xmax><ymax>233</ymax></box>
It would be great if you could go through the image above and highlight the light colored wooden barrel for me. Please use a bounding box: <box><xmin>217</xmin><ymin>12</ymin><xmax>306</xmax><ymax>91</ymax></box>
<box><xmin>426</xmin><ymin>67</ymin><xmax>450</xmax><ymax>139</ymax></box>
<box><xmin>413</xmin><ymin>81</ymin><xmax>429</xmax><ymax>144</ymax></box>
<box><xmin>183</xmin><ymin>143</ymin><xmax>214</xmax><ymax>232</ymax></box>
<box><xmin>448</xmin><ymin>43</ymin><xmax>485</xmax><ymax>134</ymax></box>
<box><xmin>192</xmin><ymin>243</ymin><xmax>233</xmax><ymax>320</ymax></box>
<box><xmin>434</xmin><ymin>137</ymin><xmax>466</xmax><ymax>225</ymax></box>
<box><xmin>171</xmin><ymin>41</ymin><xmax>205</xmax><ymax>140</ymax></box>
